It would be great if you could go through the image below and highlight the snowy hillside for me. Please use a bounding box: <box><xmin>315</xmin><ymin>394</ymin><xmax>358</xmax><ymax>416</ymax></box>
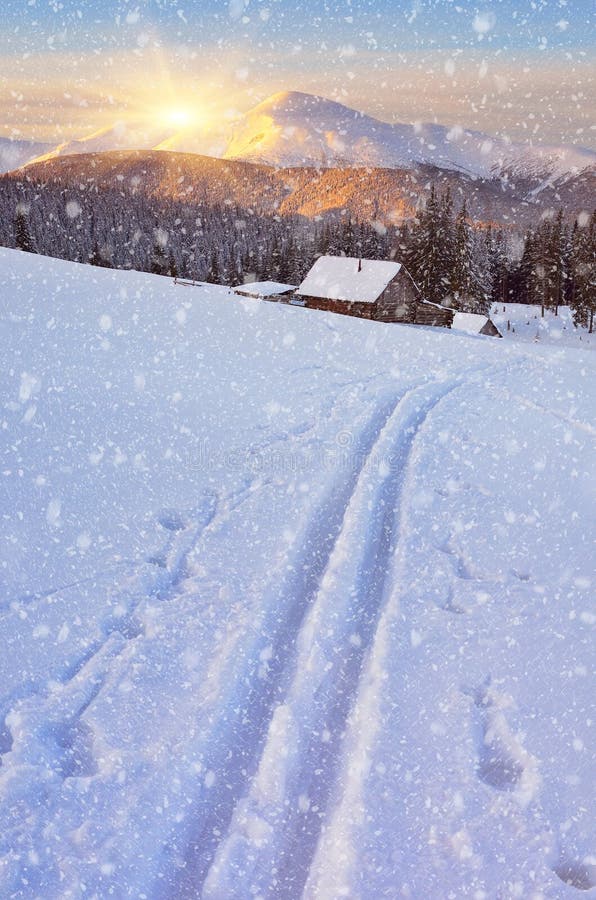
<box><xmin>0</xmin><ymin>137</ymin><xmax>53</xmax><ymax>174</ymax></box>
<box><xmin>21</xmin><ymin>122</ymin><xmax>175</xmax><ymax>169</ymax></box>
<box><xmin>491</xmin><ymin>303</ymin><xmax>595</xmax><ymax>350</ymax></box>
<box><xmin>1</xmin><ymin>248</ymin><xmax>595</xmax><ymax>898</ymax></box>
<box><xmin>223</xmin><ymin>91</ymin><xmax>595</xmax><ymax>181</ymax></box>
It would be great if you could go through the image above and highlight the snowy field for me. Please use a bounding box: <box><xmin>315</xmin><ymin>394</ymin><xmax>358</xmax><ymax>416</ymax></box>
<box><xmin>1</xmin><ymin>248</ymin><xmax>595</xmax><ymax>899</ymax></box>
<box><xmin>491</xmin><ymin>303</ymin><xmax>595</xmax><ymax>350</ymax></box>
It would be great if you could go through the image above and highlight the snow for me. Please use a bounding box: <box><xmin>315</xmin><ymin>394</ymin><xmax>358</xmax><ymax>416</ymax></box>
<box><xmin>1</xmin><ymin>248</ymin><xmax>595</xmax><ymax>898</ymax></box>
<box><xmin>491</xmin><ymin>303</ymin><xmax>595</xmax><ymax>350</ymax></box>
<box><xmin>233</xmin><ymin>281</ymin><xmax>296</xmax><ymax>298</ymax></box>
<box><xmin>297</xmin><ymin>255</ymin><xmax>401</xmax><ymax>303</ymax></box>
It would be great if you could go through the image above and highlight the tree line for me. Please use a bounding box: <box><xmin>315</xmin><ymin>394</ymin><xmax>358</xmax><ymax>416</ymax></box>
<box><xmin>4</xmin><ymin>175</ymin><xmax>594</xmax><ymax>329</ymax></box>
<box><xmin>2</xmin><ymin>176</ymin><xmax>392</xmax><ymax>287</ymax></box>
<box><xmin>399</xmin><ymin>186</ymin><xmax>595</xmax><ymax>327</ymax></box>
<box><xmin>513</xmin><ymin>209</ymin><xmax>595</xmax><ymax>331</ymax></box>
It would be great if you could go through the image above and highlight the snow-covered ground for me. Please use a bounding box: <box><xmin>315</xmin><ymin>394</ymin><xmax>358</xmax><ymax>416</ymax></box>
<box><xmin>1</xmin><ymin>248</ymin><xmax>595</xmax><ymax>899</ymax></box>
<box><xmin>491</xmin><ymin>302</ymin><xmax>594</xmax><ymax>350</ymax></box>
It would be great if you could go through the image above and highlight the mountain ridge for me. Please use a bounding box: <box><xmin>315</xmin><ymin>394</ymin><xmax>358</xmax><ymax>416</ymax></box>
<box><xmin>3</xmin><ymin>90</ymin><xmax>594</xmax><ymax>187</ymax></box>
<box><xmin>222</xmin><ymin>90</ymin><xmax>595</xmax><ymax>184</ymax></box>
<box><xmin>4</xmin><ymin>148</ymin><xmax>594</xmax><ymax>228</ymax></box>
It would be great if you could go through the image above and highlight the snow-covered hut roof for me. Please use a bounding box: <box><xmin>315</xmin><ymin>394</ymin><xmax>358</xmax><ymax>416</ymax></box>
<box><xmin>452</xmin><ymin>312</ymin><xmax>502</xmax><ymax>337</ymax></box>
<box><xmin>234</xmin><ymin>281</ymin><xmax>296</xmax><ymax>298</ymax></box>
<box><xmin>297</xmin><ymin>256</ymin><xmax>402</xmax><ymax>304</ymax></box>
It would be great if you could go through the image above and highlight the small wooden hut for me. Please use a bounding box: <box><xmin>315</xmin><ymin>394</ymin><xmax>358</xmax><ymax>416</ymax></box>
<box><xmin>233</xmin><ymin>281</ymin><xmax>296</xmax><ymax>301</ymax></box>
<box><xmin>451</xmin><ymin>312</ymin><xmax>503</xmax><ymax>337</ymax></box>
<box><xmin>296</xmin><ymin>256</ymin><xmax>453</xmax><ymax>326</ymax></box>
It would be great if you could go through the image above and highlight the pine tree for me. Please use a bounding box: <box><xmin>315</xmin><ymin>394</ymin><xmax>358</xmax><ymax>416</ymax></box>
<box><xmin>570</xmin><ymin>211</ymin><xmax>595</xmax><ymax>333</ymax></box>
<box><xmin>342</xmin><ymin>217</ymin><xmax>356</xmax><ymax>257</ymax></box>
<box><xmin>527</xmin><ymin>214</ymin><xmax>568</xmax><ymax>316</ymax></box>
<box><xmin>471</xmin><ymin>228</ymin><xmax>493</xmax><ymax>314</ymax></box>
<box><xmin>150</xmin><ymin>242</ymin><xmax>169</xmax><ymax>276</ymax></box>
<box><xmin>14</xmin><ymin>208</ymin><xmax>35</xmax><ymax>253</ymax></box>
<box><xmin>488</xmin><ymin>228</ymin><xmax>509</xmax><ymax>306</ymax></box>
<box><xmin>168</xmin><ymin>251</ymin><xmax>178</xmax><ymax>279</ymax></box>
<box><xmin>451</xmin><ymin>201</ymin><xmax>472</xmax><ymax>305</ymax></box>
<box><xmin>545</xmin><ymin>210</ymin><xmax>566</xmax><ymax>315</ymax></box>
<box><xmin>406</xmin><ymin>186</ymin><xmax>455</xmax><ymax>303</ymax></box>
<box><xmin>278</xmin><ymin>237</ymin><xmax>293</xmax><ymax>283</ymax></box>
<box><xmin>449</xmin><ymin>204</ymin><xmax>491</xmax><ymax>313</ymax></box>
<box><xmin>518</xmin><ymin>229</ymin><xmax>537</xmax><ymax>305</ymax></box>
<box><xmin>317</xmin><ymin>222</ymin><xmax>331</xmax><ymax>258</ymax></box>
<box><xmin>206</xmin><ymin>250</ymin><xmax>220</xmax><ymax>284</ymax></box>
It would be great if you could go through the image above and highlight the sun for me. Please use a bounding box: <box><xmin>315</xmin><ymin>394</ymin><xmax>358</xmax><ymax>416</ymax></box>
<box><xmin>163</xmin><ymin>108</ymin><xmax>196</xmax><ymax>129</ymax></box>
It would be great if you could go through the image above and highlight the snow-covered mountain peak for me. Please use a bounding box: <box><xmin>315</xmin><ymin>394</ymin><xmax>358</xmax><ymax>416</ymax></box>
<box><xmin>250</xmin><ymin>90</ymin><xmax>365</xmax><ymax>119</ymax></box>
<box><xmin>223</xmin><ymin>90</ymin><xmax>595</xmax><ymax>182</ymax></box>
<box><xmin>223</xmin><ymin>91</ymin><xmax>397</xmax><ymax>169</ymax></box>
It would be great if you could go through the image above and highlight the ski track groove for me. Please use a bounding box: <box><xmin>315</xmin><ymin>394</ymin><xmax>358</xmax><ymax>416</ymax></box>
<box><xmin>170</xmin><ymin>371</ymin><xmax>482</xmax><ymax>900</ymax></box>
<box><xmin>166</xmin><ymin>387</ymin><xmax>409</xmax><ymax>898</ymax></box>
<box><xmin>203</xmin><ymin>376</ymin><xmax>465</xmax><ymax>900</ymax></box>
<box><xmin>1</xmin><ymin>364</ymin><xmax>493</xmax><ymax>898</ymax></box>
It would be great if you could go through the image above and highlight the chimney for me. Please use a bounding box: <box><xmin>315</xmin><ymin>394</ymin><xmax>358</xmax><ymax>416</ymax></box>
<box><xmin>358</xmin><ymin>258</ymin><xmax>362</xmax><ymax>272</ymax></box>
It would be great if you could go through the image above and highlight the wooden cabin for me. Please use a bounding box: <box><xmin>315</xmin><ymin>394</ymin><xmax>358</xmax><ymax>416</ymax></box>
<box><xmin>296</xmin><ymin>256</ymin><xmax>454</xmax><ymax>326</ymax></box>
<box><xmin>451</xmin><ymin>312</ymin><xmax>503</xmax><ymax>337</ymax></box>
<box><xmin>233</xmin><ymin>281</ymin><xmax>296</xmax><ymax>301</ymax></box>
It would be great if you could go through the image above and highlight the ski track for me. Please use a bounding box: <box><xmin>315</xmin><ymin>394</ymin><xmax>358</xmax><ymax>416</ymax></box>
<box><xmin>164</xmin><ymin>386</ymin><xmax>407</xmax><ymax>898</ymax></box>
<box><xmin>0</xmin><ymin>377</ymin><xmax>395</xmax><ymax>896</ymax></box>
<box><xmin>171</xmin><ymin>372</ymin><xmax>476</xmax><ymax>900</ymax></box>
<box><xmin>203</xmin><ymin>377</ymin><xmax>463</xmax><ymax>899</ymax></box>
<box><xmin>4</xmin><ymin>359</ymin><xmax>573</xmax><ymax>900</ymax></box>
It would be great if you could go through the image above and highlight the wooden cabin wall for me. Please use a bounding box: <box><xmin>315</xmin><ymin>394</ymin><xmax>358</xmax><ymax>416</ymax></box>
<box><xmin>374</xmin><ymin>273</ymin><xmax>419</xmax><ymax>322</ymax></box>
<box><xmin>300</xmin><ymin>296</ymin><xmax>375</xmax><ymax>319</ymax></box>
<box><xmin>413</xmin><ymin>304</ymin><xmax>454</xmax><ymax>327</ymax></box>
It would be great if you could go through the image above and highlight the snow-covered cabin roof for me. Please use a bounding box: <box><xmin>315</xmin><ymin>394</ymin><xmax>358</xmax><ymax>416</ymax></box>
<box><xmin>234</xmin><ymin>281</ymin><xmax>296</xmax><ymax>298</ymax></box>
<box><xmin>297</xmin><ymin>256</ymin><xmax>402</xmax><ymax>304</ymax></box>
<box><xmin>452</xmin><ymin>312</ymin><xmax>502</xmax><ymax>336</ymax></box>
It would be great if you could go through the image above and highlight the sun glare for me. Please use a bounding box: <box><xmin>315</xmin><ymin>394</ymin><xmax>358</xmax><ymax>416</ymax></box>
<box><xmin>164</xmin><ymin>108</ymin><xmax>195</xmax><ymax>128</ymax></box>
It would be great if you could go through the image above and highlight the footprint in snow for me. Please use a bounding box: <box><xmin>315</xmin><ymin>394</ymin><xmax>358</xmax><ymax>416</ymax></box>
<box><xmin>553</xmin><ymin>859</ymin><xmax>596</xmax><ymax>892</ymax></box>
<box><xmin>148</xmin><ymin>492</ymin><xmax>219</xmax><ymax>596</ymax></box>
<box><xmin>48</xmin><ymin>718</ymin><xmax>98</xmax><ymax>779</ymax></box>
<box><xmin>465</xmin><ymin>677</ymin><xmax>541</xmax><ymax>800</ymax></box>
<box><xmin>157</xmin><ymin>508</ymin><xmax>189</xmax><ymax>532</ymax></box>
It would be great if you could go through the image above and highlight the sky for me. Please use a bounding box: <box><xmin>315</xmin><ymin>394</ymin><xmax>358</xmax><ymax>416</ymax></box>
<box><xmin>0</xmin><ymin>0</ymin><xmax>594</xmax><ymax>152</ymax></box>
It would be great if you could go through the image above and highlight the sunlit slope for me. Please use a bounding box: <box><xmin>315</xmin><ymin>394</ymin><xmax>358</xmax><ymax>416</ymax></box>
<box><xmin>6</xmin><ymin>148</ymin><xmax>594</xmax><ymax>225</ymax></box>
